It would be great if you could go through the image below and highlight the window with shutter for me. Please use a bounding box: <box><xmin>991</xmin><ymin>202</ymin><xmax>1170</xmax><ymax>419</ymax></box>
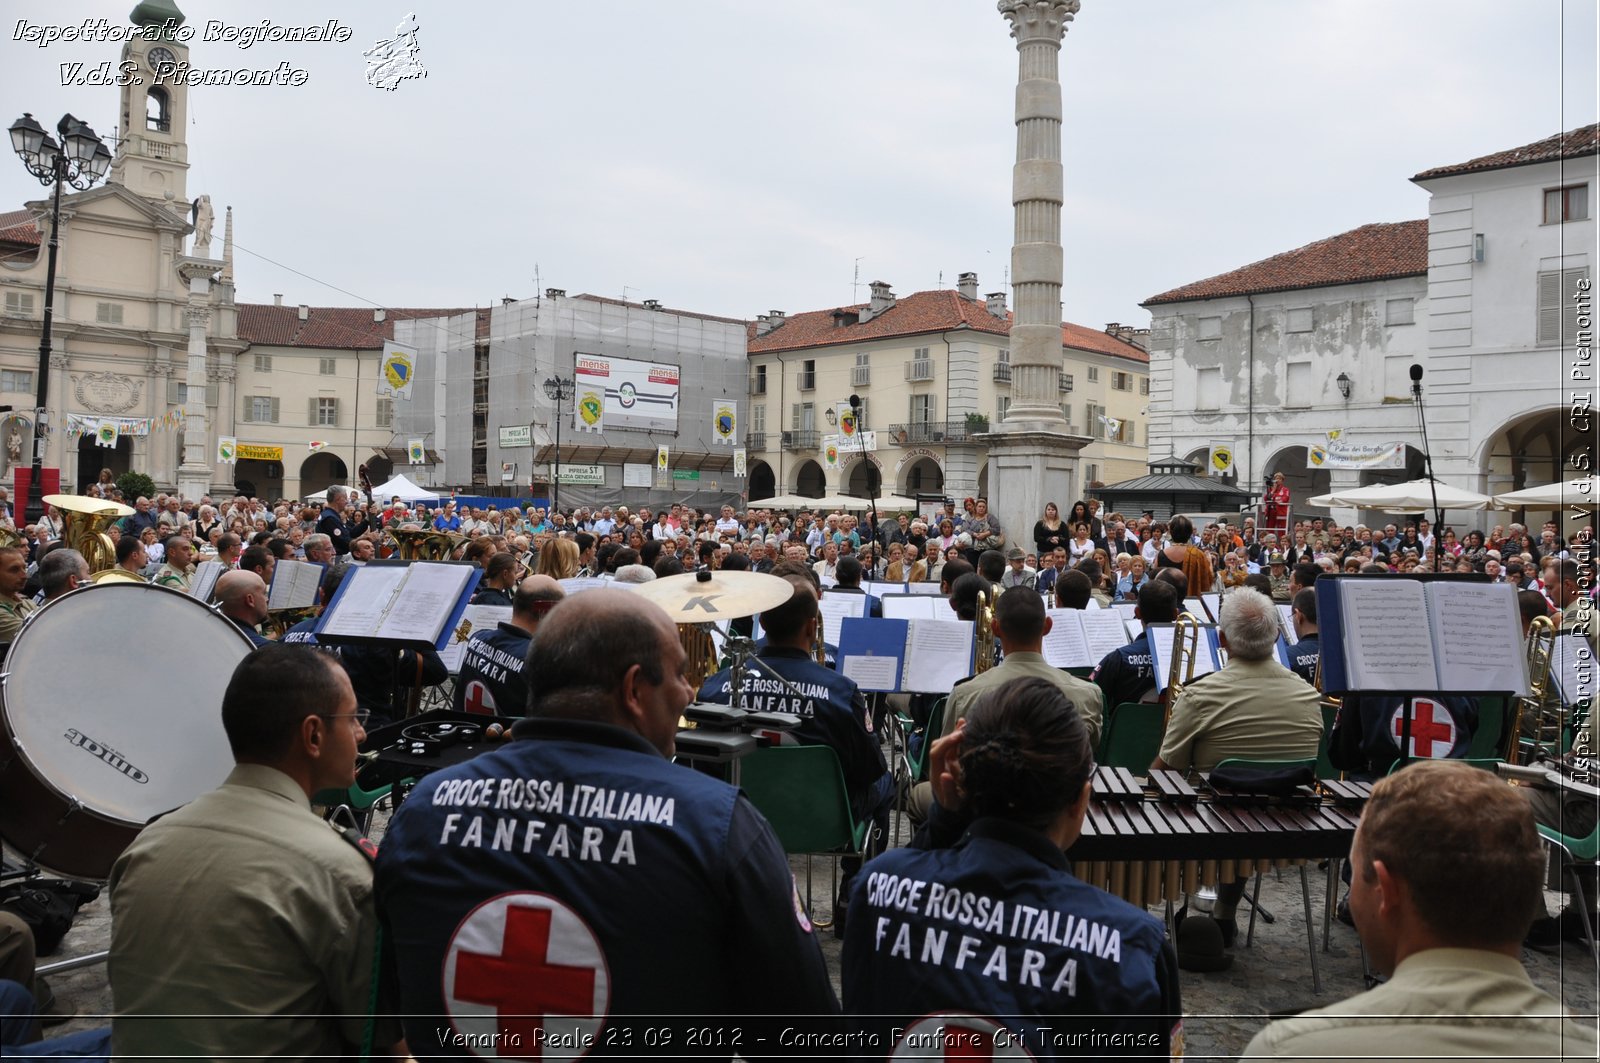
<box><xmin>376</xmin><ymin>397</ymin><xmax>393</xmax><ymax>428</ymax></box>
<box><xmin>1537</xmin><ymin>268</ymin><xmax>1590</xmax><ymax>346</ymax></box>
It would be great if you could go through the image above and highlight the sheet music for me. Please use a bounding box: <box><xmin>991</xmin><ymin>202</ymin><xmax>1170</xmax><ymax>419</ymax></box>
<box><xmin>267</xmin><ymin>559</ymin><xmax>323</xmax><ymax>611</ymax></box>
<box><xmin>375</xmin><ymin>563</ymin><xmax>476</xmax><ymax>643</ymax></box>
<box><xmin>841</xmin><ymin>654</ymin><xmax>900</xmax><ymax>690</ymax></box>
<box><xmin>1081</xmin><ymin>609</ymin><xmax>1130</xmax><ymax>662</ymax></box>
<box><xmin>882</xmin><ymin>595</ymin><xmax>940</xmax><ymax>621</ymax></box>
<box><xmin>1337</xmin><ymin>580</ymin><xmax>1437</xmax><ymax>691</ymax></box>
<box><xmin>905</xmin><ymin>582</ymin><xmax>944</xmax><ymax>596</ymax></box>
<box><xmin>1113</xmin><ymin>602</ymin><xmax>1139</xmax><ymax>624</ymax></box>
<box><xmin>558</xmin><ymin>576</ymin><xmax>609</xmax><ymax>595</ymax></box>
<box><xmin>439</xmin><ymin>642</ymin><xmax>469</xmax><ymax>673</ymax></box>
<box><xmin>1550</xmin><ymin>632</ymin><xmax>1592</xmax><ymax>706</ymax></box>
<box><xmin>1041</xmin><ymin>609</ymin><xmax>1094</xmax><ymax>668</ymax></box>
<box><xmin>1124</xmin><ymin>617</ymin><xmax>1144</xmax><ymax>642</ymax></box>
<box><xmin>904</xmin><ymin>619</ymin><xmax>975</xmax><ymax>694</ymax></box>
<box><xmin>1277</xmin><ymin>603</ymin><xmax>1299</xmax><ymax>645</ymax></box>
<box><xmin>1148</xmin><ymin>623</ymin><xmax>1221</xmax><ymax>690</ymax></box>
<box><xmin>1426</xmin><ymin>581</ymin><xmax>1529</xmax><ymax>695</ymax></box>
<box><xmin>1183</xmin><ymin>597</ymin><xmax>1208</xmax><ymax>620</ymax></box>
<box><xmin>188</xmin><ymin>560</ymin><xmax>226</xmax><ymax>602</ymax></box>
<box><xmin>1200</xmin><ymin>593</ymin><xmax>1222</xmax><ymax>623</ymax></box>
<box><xmin>320</xmin><ymin>565</ymin><xmax>409</xmax><ymax>638</ymax></box>
<box><xmin>1084</xmin><ymin>597</ymin><xmax>1101</xmax><ymax>610</ymax></box>
<box><xmin>817</xmin><ymin>592</ymin><xmax>868</xmax><ymax>648</ymax></box>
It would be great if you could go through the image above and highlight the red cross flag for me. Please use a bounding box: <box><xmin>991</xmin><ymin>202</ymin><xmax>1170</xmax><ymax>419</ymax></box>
<box><xmin>891</xmin><ymin>1013</ymin><xmax>1036</xmax><ymax>1060</ymax></box>
<box><xmin>1389</xmin><ymin>698</ymin><xmax>1458</xmax><ymax>759</ymax></box>
<box><xmin>444</xmin><ymin>892</ymin><xmax>610</xmax><ymax>1057</ymax></box>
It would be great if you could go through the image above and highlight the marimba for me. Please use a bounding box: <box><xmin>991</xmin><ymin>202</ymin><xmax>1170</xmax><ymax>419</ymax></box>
<box><xmin>1069</xmin><ymin>766</ymin><xmax>1372</xmax><ymax>909</ymax></box>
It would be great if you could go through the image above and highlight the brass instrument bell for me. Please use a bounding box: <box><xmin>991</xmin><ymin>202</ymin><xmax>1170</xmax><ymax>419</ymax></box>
<box><xmin>44</xmin><ymin>494</ymin><xmax>133</xmax><ymax>574</ymax></box>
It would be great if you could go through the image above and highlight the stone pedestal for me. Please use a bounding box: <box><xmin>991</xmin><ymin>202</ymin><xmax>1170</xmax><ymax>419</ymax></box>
<box><xmin>980</xmin><ymin>429</ymin><xmax>1091</xmax><ymax>544</ymax></box>
<box><xmin>175</xmin><ymin>254</ymin><xmax>222</xmax><ymax>502</ymax></box>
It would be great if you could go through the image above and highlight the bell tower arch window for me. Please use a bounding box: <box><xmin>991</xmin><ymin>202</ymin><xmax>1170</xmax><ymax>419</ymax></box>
<box><xmin>146</xmin><ymin>87</ymin><xmax>170</xmax><ymax>133</ymax></box>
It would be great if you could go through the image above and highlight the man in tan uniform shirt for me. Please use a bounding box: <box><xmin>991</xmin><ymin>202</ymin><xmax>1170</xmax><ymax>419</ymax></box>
<box><xmin>1153</xmin><ymin>587</ymin><xmax>1322</xmax><ymax>940</ymax></box>
<box><xmin>1246</xmin><ymin>760</ymin><xmax>1596</xmax><ymax>1061</ymax></box>
<box><xmin>910</xmin><ymin>585</ymin><xmax>1104</xmax><ymax>822</ymax></box>
<box><xmin>1153</xmin><ymin>587</ymin><xmax>1322</xmax><ymax>775</ymax></box>
<box><xmin>0</xmin><ymin>546</ymin><xmax>36</xmax><ymax>646</ymax></box>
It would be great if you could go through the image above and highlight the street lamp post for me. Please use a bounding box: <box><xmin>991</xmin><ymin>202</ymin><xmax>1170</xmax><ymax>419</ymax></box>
<box><xmin>542</xmin><ymin>375</ymin><xmax>574</xmax><ymax>515</ymax></box>
<box><xmin>8</xmin><ymin>112</ymin><xmax>111</xmax><ymax>522</ymax></box>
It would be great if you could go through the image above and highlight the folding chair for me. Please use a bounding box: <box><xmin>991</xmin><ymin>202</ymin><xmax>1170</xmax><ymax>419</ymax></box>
<box><xmin>741</xmin><ymin>743</ymin><xmax>871</xmax><ymax>929</ymax></box>
<box><xmin>1537</xmin><ymin>820</ymin><xmax>1600</xmax><ymax>958</ymax></box>
<box><xmin>1213</xmin><ymin>756</ymin><xmax>1324</xmax><ymax>993</ymax></box>
<box><xmin>891</xmin><ymin>697</ymin><xmax>946</xmax><ymax>845</ymax></box>
<box><xmin>1097</xmin><ymin>702</ymin><xmax>1163</xmax><ymax>770</ymax></box>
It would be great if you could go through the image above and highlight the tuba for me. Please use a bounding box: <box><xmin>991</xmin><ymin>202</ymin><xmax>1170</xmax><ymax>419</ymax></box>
<box><xmin>680</xmin><ymin>623</ymin><xmax>720</xmax><ymax>692</ymax></box>
<box><xmin>974</xmin><ymin>589</ymin><xmax>997</xmax><ymax>673</ymax></box>
<box><xmin>1164</xmin><ymin>611</ymin><xmax>1205</xmax><ymax>723</ymax></box>
<box><xmin>1508</xmin><ymin>613</ymin><xmax>1559</xmax><ymax>764</ymax></box>
<box><xmin>390</xmin><ymin>526</ymin><xmax>467</xmax><ymax>561</ymax></box>
<box><xmin>45</xmin><ymin>494</ymin><xmax>133</xmax><ymax>575</ymax></box>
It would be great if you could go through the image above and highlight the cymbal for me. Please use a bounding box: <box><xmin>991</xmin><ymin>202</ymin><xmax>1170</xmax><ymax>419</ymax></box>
<box><xmin>630</xmin><ymin>569</ymin><xmax>794</xmax><ymax>621</ymax></box>
<box><xmin>44</xmin><ymin>494</ymin><xmax>134</xmax><ymax>519</ymax></box>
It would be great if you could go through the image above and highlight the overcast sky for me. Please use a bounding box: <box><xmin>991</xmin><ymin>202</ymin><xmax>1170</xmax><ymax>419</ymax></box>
<box><xmin>4</xmin><ymin>0</ymin><xmax>1595</xmax><ymax>329</ymax></box>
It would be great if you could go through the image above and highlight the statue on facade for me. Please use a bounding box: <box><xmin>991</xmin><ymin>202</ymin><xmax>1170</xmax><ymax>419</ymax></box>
<box><xmin>6</xmin><ymin>423</ymin><xmax>21</xmax><ymax>467</ymax></box>
<box><xmin>190</xmin><ymin>194</ymin><xmax>214</xmax><ymax>253</ymax></box>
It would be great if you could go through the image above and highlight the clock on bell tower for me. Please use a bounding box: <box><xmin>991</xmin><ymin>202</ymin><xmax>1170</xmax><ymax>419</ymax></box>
<box><xmin>108</xmin><ymin>0</ymin><xmax>191</xmax><ymax>204</ymax></box>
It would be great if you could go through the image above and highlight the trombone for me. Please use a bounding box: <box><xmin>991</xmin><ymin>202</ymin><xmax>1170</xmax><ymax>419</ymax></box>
<box><xmin>974</xmin><ymin>589</ymin><xmax>997</xmax><ymax>674</ymax></box>
<box><xmin>1508</xmin><ymin>613</ymin><xmax>1559</xmax><ymax>764</ymax></box>
<box><xmin>1164</xmin><ymin>611</ymin><xmax>1205</xmax><ymax>724</ymax></box>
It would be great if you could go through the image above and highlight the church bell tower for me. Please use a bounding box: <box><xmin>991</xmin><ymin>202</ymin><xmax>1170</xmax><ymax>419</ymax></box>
<box><xmin>108</xmin><ymin>0</ymin><xmax>191</xmax><ymax>205</ymax></box>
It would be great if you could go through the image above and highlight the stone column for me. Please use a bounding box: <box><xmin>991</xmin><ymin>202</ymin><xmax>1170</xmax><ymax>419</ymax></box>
<box><xmin>175</xmin><ymin>255</ymin><xmax>222</xmax><ymax>502</ymax></box>
<box><xmin>985</xmin><ymin>0</ymin><xmax>1090</xmax><ymax>538</ymax></box>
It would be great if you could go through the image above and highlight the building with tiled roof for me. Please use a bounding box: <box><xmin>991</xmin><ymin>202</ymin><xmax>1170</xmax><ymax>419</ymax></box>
<box><xmin>1144</xmin><ymin>123</ymin><xmax>1597</xmax><ymax>526</ymax></box>
<box><xmin>1411</xmin><ymin>122</ymin><xmax>1599</xmax><ymax>181</ymax></box>
<box><xmin>1142</xmin><ymin>221</ymin><xmax>1428</xmax><ymax>306</ymax></box>
<box><xmin>744</xmin><ymin>276</ymin><xmax>1151</xmax><ymax>501</ymax></box>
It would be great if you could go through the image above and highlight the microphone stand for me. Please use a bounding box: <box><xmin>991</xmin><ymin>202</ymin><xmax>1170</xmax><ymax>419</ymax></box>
<box><xmin>1410</xmin><ymin>365</ymin><xmax>1445</xmax><ymax>573</ymax></box>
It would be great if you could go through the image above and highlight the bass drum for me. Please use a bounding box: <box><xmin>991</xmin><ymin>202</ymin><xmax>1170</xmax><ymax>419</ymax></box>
<box><xmin>0</xmin><ymin>582</ymin><xmax>253</xmax><ymax>880</ymax></box>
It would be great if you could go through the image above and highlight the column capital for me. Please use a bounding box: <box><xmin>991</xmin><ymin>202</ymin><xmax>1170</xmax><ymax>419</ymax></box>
<box><xmin>48</xmin><ymin>352</ymin><xmax>68</xmax><ymax>370</ymax></box>
<box><xmin>998</xmin><ymin>0</ymin><xmax>1080</xmax><ymax>43</ymax></box>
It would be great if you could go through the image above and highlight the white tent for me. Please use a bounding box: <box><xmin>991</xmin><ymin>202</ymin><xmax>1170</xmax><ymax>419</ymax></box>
<box><xmin>1306</xmin><ymin>477</ymin><xmax>1501</xmax><ymax>512</ymax></box>
<box><xmin>1493</xmin><ymin>477</ymin><xmax>1600</xmax><ymax>508</ymax></box>
<box><xmin>368</xmin><ymin>473</ymin><xmax>441</xmax><ymax>505</ymax></box>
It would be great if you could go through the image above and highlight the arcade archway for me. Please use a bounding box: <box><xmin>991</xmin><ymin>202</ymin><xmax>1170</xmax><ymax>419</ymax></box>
<box><xmin>748</xmin><ymin>460</ymin><xmax>775</xmax><ymax>501</ymax></box>
<box><xmin>794</xmin><ymin>459</ymin><xmax>825</xmax><ymax>499</ymax></box>
<box><xmin>299</xmin><ymin>451</ymin><xmax>348</xmax><ymax>498</ymax></box>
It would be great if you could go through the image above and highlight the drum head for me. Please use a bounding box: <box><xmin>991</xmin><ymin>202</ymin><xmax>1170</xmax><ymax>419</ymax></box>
<box><xmin>2</xmin><ymin>583</ymin><xmax>251</xmax><ymax>828</ymax></box>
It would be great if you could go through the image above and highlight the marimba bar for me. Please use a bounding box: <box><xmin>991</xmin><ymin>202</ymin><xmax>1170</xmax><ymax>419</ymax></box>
<box><xmin>1070</xmin><ymin>768</ymin><xmax>1373</xmax><ymax>908</ymax></box>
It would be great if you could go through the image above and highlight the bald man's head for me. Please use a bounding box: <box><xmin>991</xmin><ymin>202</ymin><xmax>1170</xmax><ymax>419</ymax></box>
<box><xmin>524</xmin><ymin>590</ymin><xmax>689</xmax><ymax>754</ymax></box>
<box><xmin>215</xmin><ymin>569</ymin><xmax>269</xmax><ymax>626</ymax></box>
<box><xmin>512</xmin><ymin>573</ymin><xmax>566</xmax><ymax>630</ymax></box>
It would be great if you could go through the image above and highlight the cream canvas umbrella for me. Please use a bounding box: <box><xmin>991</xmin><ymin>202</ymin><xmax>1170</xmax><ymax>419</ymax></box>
<box><xmin>1307</xmin><ymin>477</ymin><xmax>1501</xmax><ymax>512</ymax></box>
<box><xmin>1493</xmin><ymin>477</ymin><xmax>1600</xmax><ymax>508</ymax></box>
<box><xmin>746</xmin><ymin>494</ymin><xmax>818</xmax><ymax>509</ymax></box>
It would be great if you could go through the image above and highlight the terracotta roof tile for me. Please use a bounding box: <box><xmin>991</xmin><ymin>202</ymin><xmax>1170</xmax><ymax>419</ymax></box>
<box><xmin>1142</xmin><ymin>220</ymin><xmax>1428</xmax><ymax>306</ymax></box>
<box><xmin>0</xmin><ymin>209</ymin><xmax>40</xmax><ymax>247</ymax></box>
<box><xmin>747</xmin><ymin>288</ymin><xmax>1148</xmax><ymax>363</ymax></box>
<box><xmin>237</xmin><ymin>304</ymin><xmax>484</xmax><ymax>350</ymax></box>
<box><xmin>1413</xmin><ymin>123</ymin><xmax>1600</xmax><ymax>181</ymax></box>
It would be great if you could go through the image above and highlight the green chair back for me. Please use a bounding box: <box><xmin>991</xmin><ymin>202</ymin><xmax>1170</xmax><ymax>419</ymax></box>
<box><xmin>313</xmin><ymin>779</ymin><xmax>396</xmax><ymax>812</ymax></box>
<box><xmin>1213</xmin><ymin>756</ymin><xmax>1317</xmax><ymax>776</ymax></box>
<box><xmin>1539</xmin><ymin>822</ymin><xmax>1600</xmax><ymax>863</ymax></box>
<box><xmin>1098</xmin><ymin>702</ymin><xmax>1164</xmax><ymax>770</ymax></box>
<box><xmin>1315</xmin><ymin>702</ymin><xmax>1339</xmax><ymax>779</ymax></box>
<box><xmin>1464</xmin><ymin>696</ymin><xmax>1507</xmax><ymax>760</ymax></box>
<box><xmin>906</xmin><ymin>697</ymin><xmax>947</xmax><ymax>783</ymax></box>
<box><xmin>741</xmin><ymin>744</ymin><xmax>865</xmax><ymax>855</ymax></box>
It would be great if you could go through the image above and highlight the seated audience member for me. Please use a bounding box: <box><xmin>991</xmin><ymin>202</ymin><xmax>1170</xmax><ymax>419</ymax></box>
<box><xmin>844</xmin><ymin>677</ymin><xmax>1181</xmax><ymax>1056</ymax></box>
<box><xmin>1246</xmin><ymin>761</ymin><xmax>1595</xmax><ymax>1060</ymax></box>
<box><xmin>1093</xmin><ymin>578</ymin><xmax>1179</xmax><ymax>707</ymax></box>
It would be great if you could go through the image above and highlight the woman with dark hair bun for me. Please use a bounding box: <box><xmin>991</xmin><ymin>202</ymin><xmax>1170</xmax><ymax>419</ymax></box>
<box><xmin>842</xmin><ymin>677</ymin><xmax>1181</xmax><ymax>1056</ymax></box>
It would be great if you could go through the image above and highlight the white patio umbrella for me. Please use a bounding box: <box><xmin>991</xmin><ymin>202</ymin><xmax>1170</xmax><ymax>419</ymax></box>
<box><xmin>746</xmin><ymin>494</ymin><xmax>818</xmax><ymax>509</ymax></box>
<box><xmin>1306</xmin><ymin>477</ymin><xmax>1501</xmax><ymax>512</ymax></box>
<box><xmin>1493</xmin><ymin>477</ymin><xmax>1600</xmax><ymax>508</ymax></box>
